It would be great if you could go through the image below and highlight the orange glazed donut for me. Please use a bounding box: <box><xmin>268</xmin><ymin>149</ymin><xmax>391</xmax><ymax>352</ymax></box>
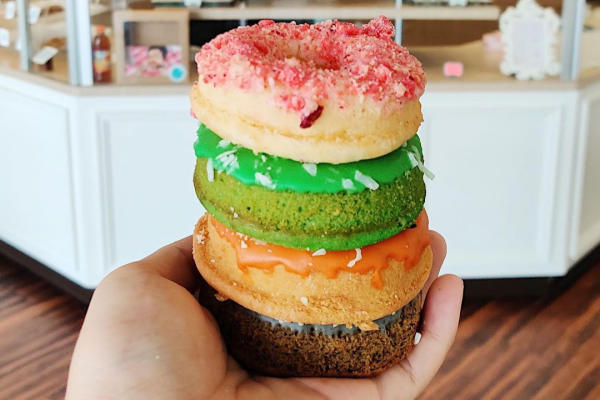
<box><xmin>192</xmin><ymin>16</ymin><xmax>426</xmax><ymax>164</ymax></box>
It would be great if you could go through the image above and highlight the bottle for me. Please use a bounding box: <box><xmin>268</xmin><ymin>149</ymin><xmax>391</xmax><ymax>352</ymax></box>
<box><xmin>92</xmin><ymin>25</ymin><xmax>111</xmax><ymax>84</ymax></box>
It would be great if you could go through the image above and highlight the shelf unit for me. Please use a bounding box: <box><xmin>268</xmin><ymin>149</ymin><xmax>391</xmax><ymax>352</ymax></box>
<box><xmin>188</xmin><ymin>1</ymin><xmax>500</xmax><ymax>21</ymax></box>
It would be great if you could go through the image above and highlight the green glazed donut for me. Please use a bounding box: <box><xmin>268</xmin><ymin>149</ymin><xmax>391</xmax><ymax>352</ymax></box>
<box><xmin>194</xmin><ymin>158</ymin><xmax>425</xmax><ymax>251</ymax></box>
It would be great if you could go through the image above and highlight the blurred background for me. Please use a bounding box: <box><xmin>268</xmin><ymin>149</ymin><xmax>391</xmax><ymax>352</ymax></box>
<box><xmin>0</xmin><ymin>1</ymin><xmax>599</xmax><ymax>399</ymax></box>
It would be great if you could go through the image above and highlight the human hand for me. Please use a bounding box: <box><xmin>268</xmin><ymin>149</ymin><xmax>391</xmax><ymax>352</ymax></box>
<box><xmin>66</xmin><ymin>231</ymin><xmax>462</xmax><ymax>400</ymax></box>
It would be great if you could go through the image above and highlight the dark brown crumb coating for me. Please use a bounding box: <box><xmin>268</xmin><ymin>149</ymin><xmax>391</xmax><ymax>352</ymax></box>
<box><xmin>198</xmin><ymin>279</ymin><xmax>422</xmax><ymax>377</ymax></box>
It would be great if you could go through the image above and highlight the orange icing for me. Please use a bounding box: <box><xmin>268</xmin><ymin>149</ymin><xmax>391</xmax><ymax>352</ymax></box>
<box><xmin>211</xmin><ymin>210</ymin><xmax>430</xmax><ymax>289</ymax></box>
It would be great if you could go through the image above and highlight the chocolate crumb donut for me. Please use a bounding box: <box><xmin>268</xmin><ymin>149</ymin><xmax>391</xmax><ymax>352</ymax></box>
<box><xmin>198</xmin><ymin>280</ymin><xmax>422</xmax><ymax>377</ymax></box>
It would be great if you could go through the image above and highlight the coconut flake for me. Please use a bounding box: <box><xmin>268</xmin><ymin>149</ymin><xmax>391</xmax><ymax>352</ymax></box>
<box><xmin>215</xmin><ymin>149</ymin><xmax>239</xmax><ymax>172</ymax></box>
<box><xmin>312</xmin><ymin>248</ymin><xmax>326</xmax><ymax>256</ymax></box>
<box><xmin>255</xmin><ymin>172</ymin><xmax>276</xmax><ymax>189</ymax></box>
<box><xmin>217</xmin><ymin>139</ymin><xmax>231</xmax><ymax>148</ymax></box>
<box><xmin>354</xmin><ymin>170</ymin><xmax>379</xmax><ymax>190</ymax></box>
<box><xmin>408</xmin><ymin>146</ymin><xmax>435</xmax><ymax>180</ymax></box>
<box><xmin>300</xmin><ymin>296</ymin><xmax>309</xmax><ymax>305</ymax></box>
<box><xmin>240</xmin><ymin>240</ymin><xmax>248</xmax><ymax>249</ymax></box>
<box><xmin>302</xmin><ymin>163</ymin><xmax>317</xmax><ymax>176</ymax></box>
<box><xmin>342</xmin><ymin>178</ymin><xmax>355</xmax><ymax>190</ymax></box>
<box><xmin>347</xmin><ymin>248</ymin><xmax>362</xmax><ymax>267</ymax></box>
<box><xmin>206</xmin><ymin>159</ymin><xmax>214</xmax><ymax>182</ymax></box>
<box><xmin>414</xmin><ymin>332</ymin><xmax>422</xmax><ymax>344</ymax></box>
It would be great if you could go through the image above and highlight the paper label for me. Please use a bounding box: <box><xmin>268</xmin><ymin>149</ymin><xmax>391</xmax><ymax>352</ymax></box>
<box><xmin>93</xmin><ymin>50</ymin><xmax>110</xmax><ymax>73</ymax></box>
<box><xmin>0</xmin><ymin>28</ymin><xmax>9</xmax><ymax>48</ymax></box>
<box><xmin>4</xmin><ymin>1</ymin><xmax>16</xmax><ymax>19</ymax></box>
<box><xmin>28</xmin><ymin>5</ymin><xmax>41</xmax><ymax>24</ymax></box>
<box><xmin>32</xmin><ymin>46</ymin><xmax>58</xmax><ymax>65</ymax></box>
<box><xmin>168</xmin><ymin>64</ymin><xmax>187</xmax><ymax>82</ymax></box>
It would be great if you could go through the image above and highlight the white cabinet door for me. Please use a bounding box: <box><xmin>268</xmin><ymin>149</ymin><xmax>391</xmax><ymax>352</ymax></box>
<box><xmin>420</xmin><ymin>92</ymin><xmax>574</xmax><ymax>278</ymax></box>
<box><xmin>570</xmin><ymin>83</ymin><xmax>600</xmax><ymax>261</ymax></box>
<box><xmin>94</xmin><ymin>107</ymin><xmax>204</xmax><ymax>275</ymax></box>
<box><xmin>0</xmin><ymin>87</ymin><xmax>78</xmax><ymax>278</ymax></box>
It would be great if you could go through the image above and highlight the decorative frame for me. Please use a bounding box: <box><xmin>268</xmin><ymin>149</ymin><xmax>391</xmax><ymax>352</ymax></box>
<box><xmin>113</xmin><ymin>8</ymin><xmax>189</xmax><ymax>85</ymax></box>
<box><xmin>499</xmin><ymin>0</ymin><xmax>560</xmax><ymax>80</ymax></box>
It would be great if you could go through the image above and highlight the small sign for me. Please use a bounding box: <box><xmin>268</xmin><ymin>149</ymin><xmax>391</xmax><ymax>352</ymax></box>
<box><xmin>32</xmin><ymin>46</ymin><xmax>58</xmax><ymax>65</ymax></box>
<box><xmin>4</xmin><ymin>1</ymin><xmax>16</xmax><ymax>19</ymax></box>
<box><xmin>28</xmin><ymin>5</ymin><xmax>41</xmax><ymax>24</ymax></box>
<box><xmin>443</xmin><ymin>61</ymin><xmax>464</xmax><ymax>77</ymax></box>
<box><xmin>0</xmin><ymin>28</ymin><xmax>9</xmax><ymax>47</ymax></box>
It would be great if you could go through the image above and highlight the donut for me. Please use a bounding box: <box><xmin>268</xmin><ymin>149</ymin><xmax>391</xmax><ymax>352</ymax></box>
<box><xmin>193</xmin><ymin>124</ymin><xmax>426</xmax><ymax>250</ymax></box>
<box><xmin>189</xmin><ymin>17</ymin><xmax>432</xmax><ymax>377</ymax></box>
<box><xmin>191</xmin><ymin>16</ymin><xmax>425</xmax><ymax>164</ymax></box>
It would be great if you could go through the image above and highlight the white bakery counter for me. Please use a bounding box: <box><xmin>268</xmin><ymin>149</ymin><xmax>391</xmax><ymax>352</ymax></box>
<box><xmin>1</xmin><ymin>67</ymin><xmax>599</xmax><ymax>288</ymax></box>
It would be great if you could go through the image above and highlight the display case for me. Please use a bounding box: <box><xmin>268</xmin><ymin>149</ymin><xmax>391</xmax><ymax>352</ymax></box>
<box><xmin>1</xmin><ymin>0</ymin><xmax>599</xmax><ymax>291</ymax></box>
<box><xmin>2</xmin><ymin>1</ymin><xmax>598</xmax><ymax>87</ymax></box>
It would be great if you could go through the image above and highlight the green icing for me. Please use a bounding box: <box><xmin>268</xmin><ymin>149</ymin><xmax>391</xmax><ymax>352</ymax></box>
<box><xmin>194</xmin><ymin>124</ymin><xmax>423</xmax><ymax>194</ymax></box>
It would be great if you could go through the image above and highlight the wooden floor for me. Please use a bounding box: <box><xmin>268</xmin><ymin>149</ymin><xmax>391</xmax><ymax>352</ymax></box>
<box><xmin>0</xmin><ymin>254</ymin><xmax>599</xmax><ymax>400</ymax></box>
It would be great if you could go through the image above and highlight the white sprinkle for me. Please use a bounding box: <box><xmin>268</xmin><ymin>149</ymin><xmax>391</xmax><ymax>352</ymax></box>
<box><xmin>302</xmin><ymin>163</ymin><xmax>317</xmax><ymax>176</ymax></box>
<box><xmin>312</xmin><ymin>248</ymin><xmax>326</xmax><ymax>256</ymax></box>
<box><xmin>347</xmin><ymin>248</ymin><xmax>362</xmax><ymax>267</ymax></box>
<box><xmin>254</xmin><ymin>239</ymin><xmax>267</xmax><ymax>245</ymax></box>
<box><xmin>414</xmin><ymin>332</ymin><xmax>422</xmax><ymax>345</ymax></box>
<box><xmin>214</xmin><ymin>293</ymin><xmax>227</xmax><ymax>302</ymax></box>
<box><xmin>233</xmin><ymin>212</ymin><xmax>239</xmax><ymax>218</ymax></box>
<box><xmin>300</xmin><ymin>296</ymin><xmax>309</xmax><ymax>305</ymax></box>
<box><xmin>407</xmin><ymin>152</ymin><xmax>419</xmax><ymax>168</ymax></box>
<box><xmin>206</xmin><ymin>159</ymin><xmax>214</xmax><ymax>182</ymax></box>
<box><xmin>261</xmin><ymin>154</ymin><xmax>267</xmax><ymax>162</ymax></box>
<box><xmin>241</xmin><ymin>240</ymin><xmax>248</xmax><ymax>249</ymax></box>
<box><xmin>196</xmin><ymin>234</ymin><xmax>204</xmax><ymax>244</ymax></box>
<box><xmin>210</xmin><ymin>259</ymin><xmax>216</xmax><ymax>264</ymax></box>
<box><xmin>354</xmin><ymin>170</ymin><xmax>379</xmax><ymax>190</ymax></box>
<box><xmin>342</xmin><ymin>178</ymin><xmax>355</xmax><ymax>190</ymax></box>
<box><xmin>255</xmin><ymin>172</ymin><xmax>276</xmax><ymax>189</ymax></box>
<box><xmin>409</xmin><ymin>145</ymin><xmax>435</xmax><ymax>180</ymax></box>
<box><xmin>216</xmin><ymin>149</ymin><xmax>239</xmax><ymax>172</ymax></box>
<box><xmin>229</xmin><ymin>206</ymin><xmax>234</xmax><ymax>212</ymax></box>
<box><xmin>217</xmin><ymin>139</ymin><xmax>231</xmax><ymax>148</ymax></box>
<box><xmin>267</xmin><ymin>249</ymin><xmax>272</xmax><ymax>253</ymax></box>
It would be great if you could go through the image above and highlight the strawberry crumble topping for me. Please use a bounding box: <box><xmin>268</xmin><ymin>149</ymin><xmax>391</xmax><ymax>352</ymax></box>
<box><xmin>195</xmin><ymin>16</ymin><xmax>425</xmax><ymax>124</ymax></box>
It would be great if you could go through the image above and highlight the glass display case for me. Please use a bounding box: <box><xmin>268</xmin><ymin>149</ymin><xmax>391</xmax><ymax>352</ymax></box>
<box><xmin>1</xmin><ymin>0</ymin><xmax>597</xmax><ymax>87</ymax></box>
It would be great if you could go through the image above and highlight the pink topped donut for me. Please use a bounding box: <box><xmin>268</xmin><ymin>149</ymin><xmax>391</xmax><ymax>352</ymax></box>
<box><xmin>191</xmin><ymin>16</ymin><xmax>425</xmax><ymax>164</ymax></box>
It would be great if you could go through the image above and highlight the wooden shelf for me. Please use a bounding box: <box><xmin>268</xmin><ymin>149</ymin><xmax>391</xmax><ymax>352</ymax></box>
<box><xmin>189</xmin><ymin>1</ymin><xmax>500</xmax><ymax>21</ymax></box>
<box><xmin>402</xmin><ymin>4</ymin><xmax>499</xmax><ymax>20</ymax></box>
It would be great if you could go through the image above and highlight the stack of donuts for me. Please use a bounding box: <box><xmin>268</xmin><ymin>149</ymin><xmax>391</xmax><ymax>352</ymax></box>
<box><xmin>191</xmin><ymin>16</ymin><xmax>432</xmax><ymax>377</ymax></box>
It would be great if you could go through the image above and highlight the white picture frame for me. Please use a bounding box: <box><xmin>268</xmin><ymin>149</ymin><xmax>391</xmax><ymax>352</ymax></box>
<box><xmin>499</xmin><ymin>0</ymin><xmax>560</xmax><ymax>80</ymax></box>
